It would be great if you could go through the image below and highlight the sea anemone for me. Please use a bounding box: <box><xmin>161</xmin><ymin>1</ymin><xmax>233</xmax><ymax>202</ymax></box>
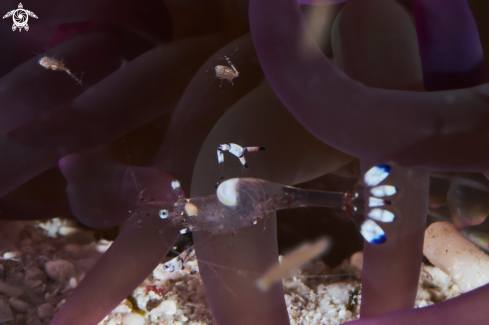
<box><xmin>1</xmin><ymin>0</ymin><xmax>488</xmax><ymax>324</ymax></box>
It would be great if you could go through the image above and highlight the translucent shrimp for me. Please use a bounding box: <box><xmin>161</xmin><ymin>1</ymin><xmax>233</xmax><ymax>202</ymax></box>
<box><xmin>137</xmin><ymin>164</ymin><xmax>397</xmax><ymax>244</ymax></box>
<box><xmin>153</xmin><ymin>178</ymin><xmax>351</xmax><ymax>234</ymax></box>
<box><xmin>38</xmin><ymin>56</ymin><xmax>83</xmax><ymax>86</ymax></box>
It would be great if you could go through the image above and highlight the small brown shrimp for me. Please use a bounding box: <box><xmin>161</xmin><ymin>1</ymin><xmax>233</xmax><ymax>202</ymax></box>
<box><xmin>38</xmin><ymin>56</ymin><xmax>83</xmax><ymax>86</ymax></box>
<box><xmin>215</xmin><ymin>56</ymin><xmax>239</xmax><ymax>85</ymax></box>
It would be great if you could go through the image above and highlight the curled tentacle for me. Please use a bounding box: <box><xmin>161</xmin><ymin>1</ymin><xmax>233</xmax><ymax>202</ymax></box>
<box><xmin>250</xmin><ymin>0</ymin><xmax>489</xmax><ymax>171</ymax></box>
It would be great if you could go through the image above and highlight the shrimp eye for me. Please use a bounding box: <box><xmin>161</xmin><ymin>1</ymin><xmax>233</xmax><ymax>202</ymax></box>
<box><xmin>163</xmin><ymin>264</ymin><xmax>169</xmax><ymax>269</ymax></box>
<box><xmin>159</xmin><ymin>209</ymin><xmax>169</xmax><ymax>219</ymax></box>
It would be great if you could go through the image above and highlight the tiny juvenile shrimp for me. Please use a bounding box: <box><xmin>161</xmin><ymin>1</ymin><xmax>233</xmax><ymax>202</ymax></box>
<box><xmin>38</xmin><ymin>56</ymin><xmax>83</xmax><ymax>86</ymax></box>
<box><xmin>215</xmin><ymin>55</ymin><xmax>239</xmax><ymax>85</ymax></box>
<box><xmin>217</xmin><ymin>143</ymin><xmax>266</xmax><ymax>169</ymax></box>
<box><xmin>216</xmin><ymin>143</ymin><xmax>266</xmax><ymax>186</ymax></box>
<box><xmin>162</xmin><ymin>246</ymin><xmax>198</xmax><ymax>275</ymax></box>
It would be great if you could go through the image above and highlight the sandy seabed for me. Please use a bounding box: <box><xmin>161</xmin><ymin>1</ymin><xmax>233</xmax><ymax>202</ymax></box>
<box><xmin>0</xmin><ymin>219</ymin><xmax>461</xmax><ymax>325</ymax></box>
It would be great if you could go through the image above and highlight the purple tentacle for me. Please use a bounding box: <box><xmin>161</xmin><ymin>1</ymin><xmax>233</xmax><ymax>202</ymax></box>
<box><xmin>413</xmin><ymin>0</ymin><xmax>488</xmax><ymax>90</ymax></box>
<box><xmin>413</xmin><ymin>0</ymin><xmax>489</xmax><ymax>239</ymax></box>
<box><xmin>59</xmin><ymin>149</ymin><xmax>183</xmax><ymax>227</ymax></box>
<box><xmin>0</xmin><ymin>168</ymin><xmax>72</xmax><ymax>220</ymax></box>
<box><xmin>360</xmin><ymin>163</ymin><xmax>428</xmax><ymax>317</ymax></box>
<box><xmin>330</xmin><ymin>0</ymin><xmax>428</xmax><ymax>317</ymax></box>
<box><xmin>0</xmin><ymin>32</ymin><xmax>122</xmax><ymax>134</ymax></box>
<box><xmin>0</xmin><ymin>0</ymin><xmax>172</xmax><ymax>79</ymax></box>
<box><xmin>51</xmin><ymin>213</ymin><xmax>179</xmax><ymax>325</ymax></box>
<box><xmin>0</xmin><ymin>36</ymin><xmax>220</xmax><ymax>197</ymax></box>
<box><xmin>192</xmin><ymin>81</ymin><xmax>354</xmax><ymax>186</ymax></box>
<box><xmin>472</xmin><ymin>0</ymin><xmax>489</xmax><ymax>75</ymax></box>
<box><xmin>151</xmin><ymin>34</ymin><xmax>281</xmax><ymax>325</ymax></box>
<box><xmin>331</xmin><ymin>0</ymin><xmax>423</xmax><ymax>91</ymax></box>
<box><xmin>24</xmin><ymin>0</ymin><xmax>171</xmax><ymax>43</ymax></box>
<box><xmin>153</xmin><ymin>33</ymin><xmax>264</xmax><ymax>192</ymax></box>
<box><xmin>192</xmin><ymin>217</ymin><xmax>289</xmax><ymax>325</ymax></box>
<box><xmin>59</xmin><ymin>152</ymin><xmax>131</xmax><ymax>228</ymax></box>
<box><xmin>447</xmin><ymin>173</ymin><xmax>489</xmax><ymax>229</ymax></box>
<box><xmin>190</xmin><ymin>80</ymin><xmax>354</xmax><ymax>325</ymax></box>
<box><xmin>347</xmin><ymin>281</ymin><xmax>489</xmax><ymax>325</ymax></box>
<box><xmin>163</xmin><ymin>0</ymin><xmax>247</xmax><ymax>40</ymax></box>
<box><xmin>249</xmin><ymin>0</ymin><xmax>489</xmax><ymax>171</ymax></box>
<box><xmin>53</xmin><ymin>162</ymin><xmax>180</xmax><ymax>324</ymax></box>
<box><xmin>0</xmin><ymin>24</ymin><xmax>57</xmax><ymax>78</ymax></box>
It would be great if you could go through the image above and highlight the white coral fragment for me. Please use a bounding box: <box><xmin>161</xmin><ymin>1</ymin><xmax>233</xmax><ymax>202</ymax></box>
<box><xmin>122</xmin><ymin>313</ymin><xmax>145</xmax><ymax>325</ymax></box>
<box><xmin>423</xmin><ymin>221</ymin><xmax>489</xmax><ymax>292</ymax></box>
<box><xmin>150</xmin><ymin>300</ymin><xmax>177</xmax><ymax>317</ymax></box>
